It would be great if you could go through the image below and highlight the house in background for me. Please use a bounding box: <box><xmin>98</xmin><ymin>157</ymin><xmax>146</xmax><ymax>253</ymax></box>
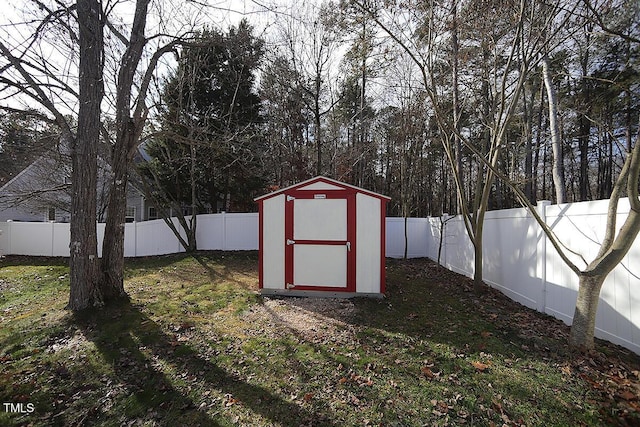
<box><xmin>0</xmin><ymin>142</ymin><xmax>147</xmax><ymax>223</ymax></box>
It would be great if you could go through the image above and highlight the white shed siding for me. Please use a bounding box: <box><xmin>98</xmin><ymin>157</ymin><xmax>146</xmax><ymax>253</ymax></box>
<box><xmin>356</xmin><ymin>193</ymin><xmax>381</xmax><ymax>294</ymax></box>
<box><xmin>262</xmin><ymin>194</ymin><xmax>285</xmax><ymax>290</ymax></box>
<box><xmin>298</xmin><ymin>181</ymin><xmax>344</xmax><ymax>191</ymax></box>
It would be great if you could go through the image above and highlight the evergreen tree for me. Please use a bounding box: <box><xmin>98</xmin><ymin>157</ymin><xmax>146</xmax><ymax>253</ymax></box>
<box><xmin>142</xmin><ymin>19</ymin><xmax>265</xmax><ymax>229</ymax></box>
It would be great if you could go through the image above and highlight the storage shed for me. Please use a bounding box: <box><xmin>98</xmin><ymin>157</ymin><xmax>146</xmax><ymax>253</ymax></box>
<box><xmin>255</xmin><ymin>176</ymin><xmax>390</xmax><ymax>297</ymax></box>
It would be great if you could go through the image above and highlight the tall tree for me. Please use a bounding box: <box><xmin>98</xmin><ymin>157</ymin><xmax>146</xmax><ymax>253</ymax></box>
<box><xmin>0</xmin><ymin>0</ymin><xmax>104</xmax><ymax>309</ymax></box>
<box><xmin>334</xmin><ymin>0</ymin><xmax>381</xmax><ymax>187</ymax></box>
<box><xmin>101</xmin><ymin>0</ymin><xmax>156</xmax><ymax>299</ymax></box>
<box><xmin>541</xmin><ymin>53</ymin><xmax>567</xmax><ymax>204</ymax></box>
<box><xmin>350</xmin><ymin>0</ymin><xmax>574</xmax><ymax>295</ymax></box>
<box><xmin>276</xmin><ymin>0</ymin><xmax>341</xmax><ymax>176</ymax></box>
<box><xmin>1</xmin><ymin>0</ymin><xmax>209</xmax><ymax>309</ymax></box>
<box><xmin>99</xmin><ymin>0</ymin><xmax>214</xmax><ymax>298</ymax></box>
<box><xmin>260</xmin><ymin>55</ymin><xmax>313</xmax><ymax>186</ymax></box>
<box><xmin>68</xmin><ymin>0</ymin><xmax>103</xmax><ymax>309</ymax></box>
<box><xmin>141</xmin><ymin>21</ymin><xmax>265</xmax><ymax>241</ymax></box>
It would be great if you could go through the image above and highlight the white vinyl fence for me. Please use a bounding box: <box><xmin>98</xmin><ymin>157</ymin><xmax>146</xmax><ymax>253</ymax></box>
<box><xmin>0</xmin><ymin>213</ymin><xmax>428</xmax><ymax>258</ymax></box>
<box><xmin>0</xmin><ymin>203</ymin><xmax>638</xmax><ymax>354</ymax></box>
<box><xmin>426</xmin><ymin>199</ymin><xmax>640</xmax><ymax>355</ymax></box>
<box><xmin>0</xmin><ymin>212</ymin><xmax>260</xmax><ymax>258</ymax></box>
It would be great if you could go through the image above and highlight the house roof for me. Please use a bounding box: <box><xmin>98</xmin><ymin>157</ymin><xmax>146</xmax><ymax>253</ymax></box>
<box><xmin>0</xmin><ymin>141</ymin><xmax>145</xmax><ymax>199</ymax></box>
<box><xmin>0</xmin><ymin>156</ymin><xmax>44</xmax><ymax>193</ymax></box>
<box><xmin>254</xmin><ymin>176</ymin><xmax>391</xmax><ymax>202</ymax></box>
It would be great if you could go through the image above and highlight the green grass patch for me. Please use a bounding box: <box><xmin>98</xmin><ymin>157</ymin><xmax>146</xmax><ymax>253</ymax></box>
<box><xmin>0</xmin><ymin>253</ymin><xmax>638</xmax><ymax>426</ymax></box>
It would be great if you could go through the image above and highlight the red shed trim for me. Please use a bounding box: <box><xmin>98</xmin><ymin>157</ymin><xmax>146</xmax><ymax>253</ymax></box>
<box><xmin>254</xmin><ymin>176</ymin><xmax>390</xmax><ymax>203</ymax></box>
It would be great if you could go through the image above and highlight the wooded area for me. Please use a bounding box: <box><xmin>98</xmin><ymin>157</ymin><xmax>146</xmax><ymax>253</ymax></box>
<box><xmin>0</xmin><ymin>0</ymin><xmax>638</xmax><ymax>350</ymax></box>
<box><xmin>2</xmin><ymin>1</ymin><xmax>637</xmax><ymax>216</ymax></box>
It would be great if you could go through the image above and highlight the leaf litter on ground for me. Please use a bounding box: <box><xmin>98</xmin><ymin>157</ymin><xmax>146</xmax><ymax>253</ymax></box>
<box><xmin>0</xmin><ymin>253</ymin><xmax>639</xmax><ymax>426</ymax></box>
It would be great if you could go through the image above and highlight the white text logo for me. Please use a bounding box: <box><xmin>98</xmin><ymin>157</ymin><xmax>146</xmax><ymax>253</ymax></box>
<box><xmin>3</xmin><ymin>402</ymin><xmax>35</xmax><ymax>414</ymax></box>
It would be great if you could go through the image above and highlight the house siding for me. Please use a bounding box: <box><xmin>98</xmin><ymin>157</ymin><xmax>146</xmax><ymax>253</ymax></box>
<box><xmin>0</xmin><ymin>145</ymin><xmax>146</xmax><ymax>223</ymax></box>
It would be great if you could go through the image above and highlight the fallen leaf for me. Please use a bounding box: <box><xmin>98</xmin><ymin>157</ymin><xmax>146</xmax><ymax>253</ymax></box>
<box><xmin>224</xmin><ymin>395</ymin><xmax>240</xmax><ymax>407</ymax></box>
<box><xmin>618</xmin><ymin>390</ymin><xmax>637</xmax><ymax>401</ymax></box>
<box><xmin>579</xmin><ymin>373</ymin><xmax>602</xmax><ymax>389</ymax></box>
<box><xmin>303</xmin><ymin>392</ymin><xmax>314</xmax><ymax>402</ymax></box>
<box><xmin>421</xmin><ymin>366</ymin><xmax>435</xmax><ymax>379</ymax></box>
<box><xmin>472</xmin><ymin>361</ymin><xmax>490</xmax><ymax>371</ymax></box>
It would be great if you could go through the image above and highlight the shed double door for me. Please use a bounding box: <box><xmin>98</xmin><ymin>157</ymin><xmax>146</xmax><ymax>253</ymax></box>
<box><xmin>284</xmin><ymin>190</ymin><xmax>356</xmax><ymax>292</ymax></box>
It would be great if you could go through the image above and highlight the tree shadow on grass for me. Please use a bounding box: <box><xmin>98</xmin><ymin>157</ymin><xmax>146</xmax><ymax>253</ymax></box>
<box><xmin>187</xmin><ymin>251</ymin><xmax>258</xmax><ymax>289</ymax></box>
<box><xmin>75</xmin><ymin>299</ymin><xmax>334</xmax><ymax>426</ymax></box>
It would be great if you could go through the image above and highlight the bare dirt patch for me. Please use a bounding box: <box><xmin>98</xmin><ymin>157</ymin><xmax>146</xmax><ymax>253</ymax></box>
<box><xmin>244</xmin><ymin>297</ymin><xmax>358</xmax><ymax>344</ymax></box>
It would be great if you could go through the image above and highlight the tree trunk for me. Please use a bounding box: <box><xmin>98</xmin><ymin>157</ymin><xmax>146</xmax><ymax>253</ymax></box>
<box><xmin>569</xmin><ymin>274</ymin><xmax>606</xmax><ymax>351</ymax></box>
<box><xmin>472</xmin><ymin>225</ymin><xmax>484</xmax><ymax>293</ymax></box>
<box><xmin>451</xmin><ymin>0</ymin><xmax>463</xmax><ymax>214</ymax></box>
<box><xmin>100</xmin><ymin>133</ymin><xmax>132</xmax><ymax>301</ymax></box>
<box><xmin>542</xmin><ymin>54</ymin><xmax>567</xmax><ymax>204</ymax></box>
<box><xmin>578</xmin><ymin>25</ymin><xmax>591</xmax><ymax>202</ymax></box>
<box><xmin>437</xmin><ymin>216</ymin><xmax>450</xmax><ymax>266</ymax></box>
<box><xmin>100</xmin><ymin>0</ymin><xmax>150</xmax><ymax>301</ymax></box>
<box><xmin>67</xmin><ymin>0</ymin><xmax>103</xmax><ymax>311</ymax></box>
<box><xmin>533</xmin><ymin>82</ymin><xmax>545</xmax><ymax>201</ymax></box>
<box><xmin>189</xmin><ymin>141</ymin><xmax>198</xmax><ymax>250</ymax></box>
<box><xmin>524</xmin><ymin>82</ymin><xmax>538</xmax><ymax>203</ymax></box>
<box><xmin>315</xmin><ymin>75</ymin><xmax>322</xmax><ymax>176</ymax></box>
<box><xmin>403</xmin><ymin>214</ymin><xmax>408</xmax><ymax>260</ymax></box>
<box><xmin>578</xmin><ymin>116</ymin><xmax>590</xmax><ymax>201</ymax></box>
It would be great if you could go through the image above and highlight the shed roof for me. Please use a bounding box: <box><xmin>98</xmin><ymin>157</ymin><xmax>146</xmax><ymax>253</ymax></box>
<box><xmin>254</xmin><ymin>176</ymin><xmax>391</xmax><ymax>202</ymax></box>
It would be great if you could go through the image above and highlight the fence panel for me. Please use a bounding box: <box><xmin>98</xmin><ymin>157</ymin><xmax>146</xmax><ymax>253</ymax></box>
<box><xmin>134</xmin><ymin>219</ymin><xmax>186</xmax><ymax>257</ymax></box>
<box><xmin>0</xmin><ymin>222</ymin><xmax>8</xmax><ymax>256</ymax></box>
<box><xmin>52</xmin><ymin>223</ymin><xmax>71</xmax><ymax>257</ymax></box>
<box><xmin>441</xmin><ymin>217</ymin><xmax>474</xmax><ymax>276</ymax></box>
<box><xmin>385</xmin><ymin>217</ymin><xmax>430</xmax><ymax>258</ymax></box>
<box><xmin>196</xmin><ymin>215</ymin><xmax>225</xmax><ymax>250</ymax></box>
<box><xmin>223</xmin><ymin>213</ymin><xmax>259</xmax><ymax>250</ymax></box>
<box><xmin>3</xmin><ymin>222</ymin><xmax>56</xmax><ymax>256</ymax></box>
<box><xmin>481</xmin><ymin>208</ymin><xmax>542</xmax><ymax>311</ymax></box>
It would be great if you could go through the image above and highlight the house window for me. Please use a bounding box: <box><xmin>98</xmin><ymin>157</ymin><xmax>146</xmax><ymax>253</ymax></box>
<box><xmin>47</xmin><ymin>207</ymin><xmax>56</xmax><ymax>222</ymax></box>
<box><xmin>125</xmin><ymin>206</ymin><xmax>135</xmax><ymax>223</ymax></box>
<box><xmin>148</xmin><ymin>206</ymin><xmax>158</xmax><ymax>220</ymax></box>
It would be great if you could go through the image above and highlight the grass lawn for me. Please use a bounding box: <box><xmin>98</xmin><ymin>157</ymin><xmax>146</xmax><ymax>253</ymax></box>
<box><xmin>0</xmin><ymin>252</ymin><xmax>638</xmax><ymax>426</ymax></box>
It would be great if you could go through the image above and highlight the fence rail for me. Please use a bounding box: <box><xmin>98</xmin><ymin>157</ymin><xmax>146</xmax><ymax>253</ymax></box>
<box><xmin>0</xmin><ymin>202</ymin><xmax>638</xmax><ymax>355</ymax></box>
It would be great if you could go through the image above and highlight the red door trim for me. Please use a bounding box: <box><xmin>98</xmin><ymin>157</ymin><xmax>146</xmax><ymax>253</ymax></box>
<box><xmin>258</xmin><ymin>200</ymin><xmax>264</xmax><ymax>289</ymax></box>
<box><xmin>284</xmin><ymin>189</ymin><xmax>356</xmax><ymax>292</ymax></box>
<box><xmin>380</xmin><ymin>199</ymin><xmax>387</xmax><ymax>295</ymax></box>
